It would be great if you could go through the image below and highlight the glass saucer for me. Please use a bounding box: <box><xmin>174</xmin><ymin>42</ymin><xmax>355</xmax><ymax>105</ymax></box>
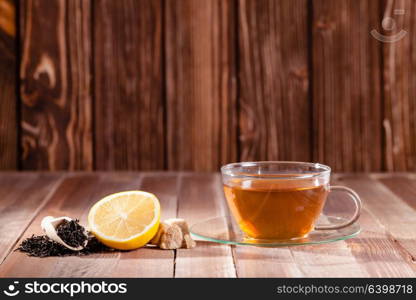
<box><xmin>190</xmin><ymin>215</ymin><xmax>361</xmax><ymax>247</ymax></box>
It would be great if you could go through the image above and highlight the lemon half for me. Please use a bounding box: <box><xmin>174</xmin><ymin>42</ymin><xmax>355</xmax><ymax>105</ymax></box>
<box><xmin>88</xmin><ymin>191</ymin><xmax>160</xmax><ymax>250</ymax></box>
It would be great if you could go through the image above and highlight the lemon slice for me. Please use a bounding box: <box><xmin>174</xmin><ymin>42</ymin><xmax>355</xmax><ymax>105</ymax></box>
<box><xmin>88</xmin><ymin>191</ymin><xmax>160</xmax><ymax>250</ymax></box>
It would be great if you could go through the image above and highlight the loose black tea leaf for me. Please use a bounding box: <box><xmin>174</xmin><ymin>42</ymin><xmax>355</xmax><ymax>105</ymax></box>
<box><xmin>16</xmin><ymin>235</ymin><xmax>113</xmax><ymax>257</ymax></box>
<box><xmin>16</xmin><ymin>220</ymin><xmax>114</xmax><ymax>257</ymax></box>
<box><xmin>16</xmin><ymin>235</ymin><xmax>73</xmax><ymax>257</ymax></box>
<box><xmin>56</xmin><ymin>219</ymin><xmax>87</xmax><ymax>248</ymax></box>
<box><xmin>81</xmin><ymin>235</ymin><xmax>113</xmax><ymax>255</ymax></box>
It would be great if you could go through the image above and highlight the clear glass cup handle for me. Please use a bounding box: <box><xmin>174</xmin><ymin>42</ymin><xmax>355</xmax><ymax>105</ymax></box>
<box><xmin>315</xmin><ymin>185</ymin><xmax>362</xmax><ymax>230</ymax></box>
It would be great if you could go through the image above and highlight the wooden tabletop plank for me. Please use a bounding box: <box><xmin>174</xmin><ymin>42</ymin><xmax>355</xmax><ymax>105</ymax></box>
<box><xmin>0</xmin><ymin>173</ymin><xmax>62</xmax><ymax>264</ymax></box>
<box><xmin>332</xmin><ymin>175</ymin><xmax>416</xmax><ymax>277</ymax></box>
<box><xmin>0</xmin><ymin>173</ymin><xmax>176</xmax><ymax>278</ymax></box>
<box><xmin>42</xmin><ymin>173</ymin><xmax>175</xmax><ymax>278</ymax></box>
<box><xmin>44</xmin><ymin>174</ymin><xmax>142</xmax><ymax>278</ymax></box>
<box><xmin>1</xmin><ymin>174</ymin><xmax>99</xmax><ymax>277</ymax></box>
<box><xmin>336</xmin><ymin>174</ymin><xmax>416</xmax><ymax>273</ymax></box>
<box><xmin>175</xmin><ymin>173</ymin><xmax>237</xmax><ymax>278</ymax></box>
<box><xmin>1</xmin><ymin>172</ymin><xmax>416</xmax><ymax>278</ymax></box>
<box><xmin>233</xmin><ymin>174</ymin><xmax>416</xmax><ymax>277</ymax></box>
<box><xmin>377</xmin><ymin>175</ymin><xmax>416</xmax><ymax>211</ymax></box>
<box><xmin>288</xmin><ymin>241</ymin><xmax>368</xmax><ymax>277</ymax></box>
<box><xmin>136</xmin><ymin>173</ymin><xmax>179</xmax><ymax>277</ymax></box>
<box><xmin>233</xmin><ymin>247</ymin><xmax>303</xmax><ymax>277</ymax></box>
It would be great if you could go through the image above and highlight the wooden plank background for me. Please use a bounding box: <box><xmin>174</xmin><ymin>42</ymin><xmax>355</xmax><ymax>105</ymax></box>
<box><xmin>312</xmin><ymin>0</ymin><xmax>383</xmax><ymax>171</ymax></box>
<box><xmin>0</xmin><ymin>0</ymin><xmax>415</xmax><ymax>172</ymax></box>
<box><xmin>238</xmin><ymin>0</ymin><xmax>310</xmax><ymax>162</ymax></box>
<box><xmin>19</xmin><ymin>0</ymin><xmax>92</xmax><ymax>170</ymax></box>
<box><xmin>94</xmin><ymin>0</ymin><xmax>164</xmax><ymax>170</ymax></box>
<box><xmin>0</xmin><ymin>0</ymin><xmax>17</xmax><ymax>169</ymax></box>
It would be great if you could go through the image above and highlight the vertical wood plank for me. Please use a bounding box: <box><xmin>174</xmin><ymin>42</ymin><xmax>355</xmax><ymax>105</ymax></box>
<box><xmin>382</xmin><ymin>0</ymin><xmax>416</xmax><ymax>171</ymax></box>
<box><xmin>238</xmin><ymin>0</ymin><xmax>310</xmax><ymax>162</ymax></box>
<box><xmin>94</xmin><ymin>0</ymin><xmax>164</xmax><ymax>170</ymax></box>
<box><xmin>0</xmin><ymin>0</ymin><xmax>17</xmax><ymax>169</ymax></box>
<box><xmin>175</xmin><ymin>173</ymin><xmax>236</xmax><ymax>277</ymax></box>
<box><xmin>20</xmin><ymin>0</ymin><xmax>92</xmax><ymax>170</ymax></box>
<box><xmin>165</xmin><ymin>0</ymin><xmax>237</xmax><ymax>171</ymax></box>
<box><xmin>312</xmin><ymin>0</ymin><xmax>382</xmax><ymax>171</ymax></box>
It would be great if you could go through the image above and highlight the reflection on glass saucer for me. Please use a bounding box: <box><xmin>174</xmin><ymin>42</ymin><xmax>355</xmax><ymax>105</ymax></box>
<box><xmin>190</xmin><ymin>215</ymin><xmax>360</xmax><ymax>247</ymax></box>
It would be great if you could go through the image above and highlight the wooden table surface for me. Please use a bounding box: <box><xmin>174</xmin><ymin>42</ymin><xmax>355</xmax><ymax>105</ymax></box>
<box><xmin>0</xmin><ymin>172</ymin><xmax>416</xmax><ymax>278</ymax></box>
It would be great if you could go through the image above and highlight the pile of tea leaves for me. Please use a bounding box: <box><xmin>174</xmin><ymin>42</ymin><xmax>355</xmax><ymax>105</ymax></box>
<box><xmin>16</xmin><ymin>219</ymin><xmax>113</xmax><ymax>257</ymax></box>
<box><xmin>56</xmin><ymin>219</ymin><xmax>87</xmax><ymax>248</ymax></box>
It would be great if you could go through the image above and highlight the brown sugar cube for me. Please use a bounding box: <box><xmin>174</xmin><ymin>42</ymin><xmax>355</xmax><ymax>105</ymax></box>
<box><xmin>165</xmin><ymin>218</ymin><xmax>196</xmax><ymax>249</ymax></box>
<box><xmin>150</xmin><ymin>222</ymin><xmax>183</xmax><ymax>250</ymax></box>
<box><xmin>150</xmin><ymin>218</ymin><xmax>196</xmax><ymax>249</ymax></box>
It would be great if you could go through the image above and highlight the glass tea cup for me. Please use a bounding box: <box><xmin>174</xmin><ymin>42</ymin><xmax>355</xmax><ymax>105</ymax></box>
<box><xmin>221</xmin><ymin>161</ymin><xmax>361</xmax><ymax>241</ymax></box>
